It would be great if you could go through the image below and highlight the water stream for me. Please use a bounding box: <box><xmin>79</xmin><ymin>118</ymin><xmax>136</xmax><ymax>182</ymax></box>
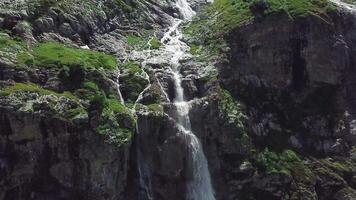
<box><xmin>160</xmin><ymin>0</ymin><xmax>216</xmax><ymax>199</ymax></box>
<box><xmin>116</xmin><ymin>70</ymin><xmax>125</xmax><ymax>104</ymax></box>
<box><xmin>133</xmin><ymin>0</ymin><xmax>215</xmax><ymax>199</ymax></box>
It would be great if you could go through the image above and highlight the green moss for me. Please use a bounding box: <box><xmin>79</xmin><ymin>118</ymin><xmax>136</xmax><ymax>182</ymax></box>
<box><xmin>184</xmin><ymin>0</ymin><xmax>335</xmax><ymax>61</ymax></box>
<box><xmin>218</xmin><ymin>89</ymin><xmax>246</xmax><ymax>129</ymax></box>
<box><xmin>120</xmin><ymin>61</ymin><xmax>148</xmax><ymax>102</ymax></box>
<box><xmin>148</xmin><ymin>37</ymin><xmax>161</xmax><ymax>49</ymax></box>
<box><xmin>256</xmin><ymin>149</ymin><xmax>302</xmax><ymax>175</ymax></box>
<box><xmin>212</xmin><ymin>0</ymin><xmax>334</xmax><ymax>31</ymax></box>
<box><xmin>16</xmin><ymin>52</ymin><xmax>34</xmax><ymax>66</ymax></box>
<box><xmin>147</xmin><ymin>103</ymin><xmax>164</xmax><ymax>113</ymax></box>
<box><xmin>127</xmin><ymin>34</ymin><xmax>145</xmax><ymax>47</ymax></box>
<box><xmin>0</xmin><ymin>36</ymin><xmax>31</xmax><ymax>65</ymax></box>
<box><xmin>28</xmin><ymin>42</ymin><xmax>117</xmax><ymax>70</ymax></box>
<box><xmin>0</xmin><ymin>82</ymin><xmax>78</xmax><ymax>101</ymax></box>
<box><xmin>120</xmin><ymin>61</ymin><xmax>142</xmax><ymax>74</ymax></box>
<box><xmin>75</xmin><ymin>81</ymin><xmax>101</xmax><ymax>101</ymax></box>
<box><xmin>96</xmin><ymin>98</ymin><xmax>136</xmax><ymax>146</ymax></box>
<box><xmin>189</xmin><ymin>43</ymin><xmax>201</xmax><ymax>55</ymax></box>
<box><xmin>65</xmin><ymin>107</ymin><xmax>87</xmax><ymax>119</ymax></box>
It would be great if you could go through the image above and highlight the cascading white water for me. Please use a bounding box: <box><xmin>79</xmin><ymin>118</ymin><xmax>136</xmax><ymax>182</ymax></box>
<box><xmin>131</xmin><ymin>0</ymin><xmax>215</xmax><ymax>199</ymax></box>
<box><xmin>160</xmin><ymin>1</ymin><xmax>216</xmax><ymax>199</ymax></box>
<box><xmin>116</xmin><ymin>70</ymin><xmax>125</xmax><ymax>104</ymax></box>
<box><xmin>330</xmin><ymin>0</ymin><xmax>356</xmax><ymax>11</ymax></box>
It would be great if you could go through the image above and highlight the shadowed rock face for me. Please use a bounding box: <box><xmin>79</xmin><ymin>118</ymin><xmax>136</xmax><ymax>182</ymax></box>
<box><xmin>220</xmin><ymin>11</ymin><xmax>356</xmax><ymax>155</ymax></box>
<box><xmin>0</xmin><ymin>111</ymin><xmax>129</xmax><ymax>200</ymax></box>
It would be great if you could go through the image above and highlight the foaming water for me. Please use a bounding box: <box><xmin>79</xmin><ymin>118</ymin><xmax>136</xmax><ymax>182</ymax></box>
<box><xmin>115</xmin><ymin>70</ymin><xmax>125</xmax><ymax>104</ymax></box>
<box><xmin>160</xmin><ymin>1</ymin><xmax>216</xmax><ymax>199</ymax></box>
<box><xmin>133</xmin><ymin>0</ymin><xmax>215</xmax><ymax>199</ymax></box>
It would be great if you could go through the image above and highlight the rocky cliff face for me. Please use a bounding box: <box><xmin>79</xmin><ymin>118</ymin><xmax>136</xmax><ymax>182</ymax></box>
<box><xmin>0</xmin><ymin>0</ymin><xmax>356</xmax><ymax>200</ymax></box>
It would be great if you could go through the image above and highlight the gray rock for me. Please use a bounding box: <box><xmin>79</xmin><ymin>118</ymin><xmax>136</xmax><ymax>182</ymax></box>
<box><xmin>59</xmin><ymin>22</ymin><xmax>75</xmax><ymax>36</ymax></box>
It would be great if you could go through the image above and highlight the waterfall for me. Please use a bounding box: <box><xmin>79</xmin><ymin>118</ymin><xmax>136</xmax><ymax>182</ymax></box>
<box><xmin>160</xmin><ymin>1</ymin><xmax>216</xmax><ymax>199</ymax></box>
<box><xmin>116</xmin><ymin>70</ymin><xmax>125</xmax><ymax>104</ymax></box>
<box><xmin>330</xmin><ymin>0</ymin><xmax>356</xmax><ymax>11</ymax></box>
<box><xmin>133</xmin><ymin>0</ymin><xmax>215</xmax><ymax>199</ymax></box>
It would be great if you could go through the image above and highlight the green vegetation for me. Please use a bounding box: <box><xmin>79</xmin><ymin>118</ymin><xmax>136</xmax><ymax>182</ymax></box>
<box><xmin>0</xmin><ymin>33</ymin><xmax>31</xmax><ymax>65</ymax></box>
<box><xmin>218</xmin><ymin>89</ymin><xmax>246</xmax><ymax>129</ymax></box>
<box><xmin>256</xmin><ymin>149</ymin><xmax>307</xmax><ymax>175</ymax></box>
<box><xmin>113</xmin><ymin>0</ymin><xmax>137</xmax><ymax>12</ymax></box>
<box><xmin>96</xmin><ymin>98</ymin><xmax>136</xmax><ymax>146</ymax></box>
<box><xmin>120</xmin><ymin>61</ymin><xmax>149</xmax><ymax>102</ymax></box>
<box><xmin>0</xmin><ymin>82</ymin><xmax>87</xmax><ymax>123</ymax></box>
<box><xmin>212</xmin><ymin>0</ymin><xmax>334</xmax><ymax>31</ymax></box>
<box><xmin>184</xmin><ymin>0</ymin><xmax>335</xmax><ymax>60</ymax></box>
<box><xmin>148</xmin><ymin>37</ymin><xmax>162</xmax><ymax>49</ymax></box>
<box><xmin>0</xmin><ymin>82</ymin><xmax>78</xmax><ymax>101</ymax></box>
<box><xmin>127</xmin><ymin>34</ymin><xmax>145</xmax><ymax>47</ymax></box>
<box><xmin>126</xmin><ymin>32</ymin><xmax>161</xmax><ymax>50</ymax></box>
<box><xmin>27</xmin><ymin>42</ymin><xmax>117</xmax><ymax>70</ymax></box>
<box><xmin>0</xmin><ymin>35</ymin><xmax>117</xmax><ymax>72</ymax></box>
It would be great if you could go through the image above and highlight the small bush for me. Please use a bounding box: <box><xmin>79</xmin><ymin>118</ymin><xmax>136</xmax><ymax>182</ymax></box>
<box><xmin>256</xmin><ymin>149</ymin><xmax>301</xmax><ymax>174</ymax></box>
<box><xmin>218</xmin><ymin>89</ymin><xmax>246</xmax><ymax>129</ymax></box>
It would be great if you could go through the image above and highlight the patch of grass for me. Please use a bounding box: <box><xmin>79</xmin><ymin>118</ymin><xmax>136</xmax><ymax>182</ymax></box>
<box><xmin>0</xmin><ymin>82</ymin><xmax>78</xmax><ymax>101</ymax></box>
<box><xmin>127</xmin><ymin>34</ymin><xmax>145</xmax><ymax>47</ymax></box>
<box><xmin>148</xmin><ymin>37</ymin><xmax>161</xmax><ymax>49</ymax></box>
<box><xmin>120</xmin><ymin>61</ymin><xmax>142</xmax><ymax>74</ymax></box>
<box><xmin>29</xmin><ymin>42</ymin><xmax>117</xmax><ymax>70</ymax></box>
<box><xmin>212</xmin><ymin>0</ymin><xmax>335</xmax><ymax>31</ymax></box>
<box><xmin>184</xmin><ymin>0</ymin><xmax>335</xmax><ymax>61</ymax></box>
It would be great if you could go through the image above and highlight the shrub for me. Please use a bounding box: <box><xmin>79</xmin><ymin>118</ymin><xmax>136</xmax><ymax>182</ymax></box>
<box><xmin>256</xmin><ymin>149</ymin><xmax>301</xmax><ymax>174</ymax></box>
<box><xmin>218</xmin><ymin>89</ymin><xmax>246</xmax><ymax>129</ymax></box>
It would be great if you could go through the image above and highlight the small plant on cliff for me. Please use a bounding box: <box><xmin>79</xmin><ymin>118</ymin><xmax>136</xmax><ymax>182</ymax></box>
<box><xmin>96</xmin><ymin>98</ymin><xmax>136</xmax><ymax>146</ymax></box>
<box><xmin>119</xmin><ymin>61</ymin><xmax>149</xmax><ymax>103</ymax></box>
<box><xmin>256</xmin><ymin>149</ymin><xmax>298</xmax><ymax>174</ymax></box>
<box><xmin>218</xmin><ymin>89</ymin><xmax>246</xmax><ymax>129</ymax></box>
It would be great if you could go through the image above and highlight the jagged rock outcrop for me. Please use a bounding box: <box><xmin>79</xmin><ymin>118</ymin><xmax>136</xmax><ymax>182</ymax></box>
<box><xmin>220</xmin><ymin>7</ymin><xmax>356</xmax><ymax>155</ymax></box>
